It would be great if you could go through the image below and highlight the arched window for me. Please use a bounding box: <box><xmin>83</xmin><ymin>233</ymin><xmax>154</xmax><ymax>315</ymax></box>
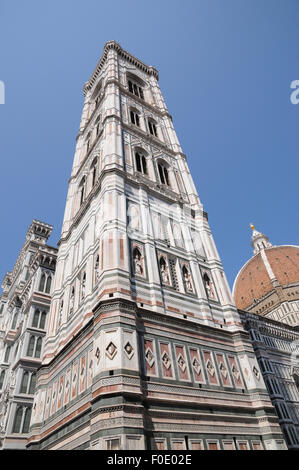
<box><xmin>29</xmin><ymin>373</ymin><xmax>36</xmax><ymax>395</ymax></box>
<box><xmin>20</xmin><ymin>371</ymin><xmax>29</xmax><ymax>394</ymax></box>
<box><xmin>95</xmin><ymin>94</ymin><xmax>101</xmax><ymax>108</ymax></box>
<box><xmin>128</xmin><ymin>79</ymin><xmax>144</xmax><ymax>100</ymax></box>
<box><xmin>45</xmin><ymin>275</ymin><xmax>52</xmax><ymax>294</ymax></box>
<box><xmin>14</xmin><ymin>343</ymin><xmax>19</xmax><ymax>359</ymax></box>
<box><xmin>90</xmin><ymin>158</ymin><xmax>97</xmax><ymax>188</ymax></box>
<box><xmin>35</xmin><ymin>337</ymin><xmax>42</xmax><ymax>358</ymax></box>
<box><xmin>23</xmin><ymin>407</ymin><xmax>32</xmax><ymax>433</ymax></box>
<box><xmin>39</xmin><ymin>274</ymin><xmax>46</xmax><ymax>292</ymax></box>
<box><xmin>158</xmin><ymin>162</ymin><xmax>170</xmax><ymax>186</ymax></box>
<box><xmin>27</xmin><ymin>336</ymin><xmax>35</xmax><ymax>357</ymax></box>
<box><xmin>86</xmin><ymin>132</ymin><xmax>91</xmax><ymax>153</ymax></box>
<box><xmin>12</xmin><ymin>406</ymin><xmax>23</xmax><ymax>433</ymax></box>
<box><xmin>11</xmin><ymin>312</ymin><xmax>18</xmax><ymax>330</ymax></box>
<box><xmin>148</xmin><ymin>119</ymin><xmax>157</xmax><ymax>137</ymax></box>
<box><xmin>130</xmin><ymin>109</ymin><xmax>140</xmax><ymax>127</ymax></box>
<box><xmin>135</xmin><ymin>152</ymin><xmax>147</xmax><ymax>175</ymax></box>
<box><xmin>32</xmin><ymin>310</ymin><xmax>47</xmax><ymax>329</ymax></box>
<box><xmin>39</xmin><ymin>311</ymin><xmax>47</xmax><ymax>330</ymax></box>
<box><xmin>95</xmin><ymin>114</ymin><xmax>101</xmax><ymax>136</ymax></box>
<box><xmin>79</xmin><ymin>177</ymin><xmax>86</xmax><ymax>206</ymax></box>
<box><xmin>70</xmin><ymin>286</ymin><xmax>75</xmax><ymax>314</ymax></box>
<box><xmin>4</xmin><ymin>345</ymin><xmax>11</xmax><ymax>363</ymax></box>
<box><xmin>0</xmin><ymin>370</ymin><xmax>5</xmax><ymax>389</ymax></box>
<box><xmin>32</xmin><ymin>309</ymin><xmax>40</xmax><ymax>328</ymax></box>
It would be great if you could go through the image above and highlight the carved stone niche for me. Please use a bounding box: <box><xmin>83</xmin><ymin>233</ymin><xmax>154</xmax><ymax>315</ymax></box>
<box><xmin>132</xmin><ymin>242</ymin><xmax>145</xmax><ymax>278</ymax></box>
<box><xmin>180</xmin><ymin>262</ymin><xmax>194</xmax><ymax>293</ymax></box>
<box><xmin>201</xmin><ymin>269</ymin><xmax>217</xmax><ymax>301</ymax></box>
<box><xmin>158</xmin><ymin>253</ymin><xmax>171</xmax><ymax>286</ymax></box>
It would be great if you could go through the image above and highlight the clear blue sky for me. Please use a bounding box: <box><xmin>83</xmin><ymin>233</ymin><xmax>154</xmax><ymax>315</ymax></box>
<box><xmin>0</xmin><ymin>0</ymin><xmax>298</xmax><ymax>292</ymax></box>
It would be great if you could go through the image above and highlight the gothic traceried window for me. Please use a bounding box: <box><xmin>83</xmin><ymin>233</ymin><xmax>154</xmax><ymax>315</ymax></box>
<box><xmin>27</xmin><ymin>336</ymin><xmax>35</xmax><ymax>357</ymax></box>
<box><xmin>4</xmin><ymin>345</ymin><xmax>11</xmax><ymax>363</ymax></box>
<box><xmin>27</xmin><ymin>336</ymin><xmax>42</xmax><ymax>358</ymax></box>
<box><xmin>92</xmin><ymin>161</ymin><xmax>97</xmax><ymax>187</ymax></box>
<box><xmin>158</xmin><ymin>161</ymin><xmax>170</xmax><ymax>186</ymax></box>
<box><xmin>39</xmin><ymin>273</ymin><xmax>52</xmax><ymax>294</ymax></box>
<box><xmin>79</xmin><ymin>177</ymin><xmax>86</xmax><ymax>207</ymax></box>
<box><xmin>29</xmin><ymin>373</ymin><xmax>36</xmax><ymax>394</ymax></box>
<box><xmin>32</xmin><ymin>309</ymin><xmax>47</xmax><ymax>329</ymax></box>
<box><xmin>148</xmin><ymin>119</ymin><xmax>157</xmax><ymax>137</ymax></box>
<box><xmin>86</xmin><ymin>132</ymin><xmax>91</xmax><ymax>154</ymax></box>
<box><xmin>135</xmin><ymin>152</ymin><xmax>147</xmax><ymax>175</ymax></box>
<box><xmin>39</xmin><ymin>311</ymin><xmax>46</xmax><ymax>329</ymax></box>
<box><xmin>45</xmin><ymin>275</ymin><xmax>52</xmax><ymax>294</ymax></box>
<box><xmin>11</xmin><ymin>311</ymin><xmax>18</xmax><ymax>330</ymax></box>
<box><xmin>35</xmin><ymin>337</ymin><xmax>42</xmax><ymax>358</ymax></box>
<box><xmin>12</xmin><ymin>406</ymin><xmax>32</xmax><ymax>434</ymax></box>
<box><xmin>12</xmin><ymin>406</ymin><xmax>23</xmax><ymax>433</ymax></box>
<box><xmin>32</xmin><ymin>309</ymin><xmax>40</xmax><ymax>328</ymax></box>
<box><xmin>39</xmin><ymin>274</ymin><xmax>46</xmax><ymax>292</ymax></box>
<box><xmin>95</xmin><ymin>114</ymin><xmax>101</xmax><ymax>136</ymax></box>
<box><xmin>0</xmin><ymin>370</ymin><xmax>5</xmax><ymax>389</ymax></box>
<box><xmin>128</xmin><ymin>79</ymin><xmax>144</xmax><ymax>100</ymax></box>
<box><xmin>20</xmin><ymin>371</ymin><xmax>29</xmax><ymax>394</ymax></box>
<box><xmin>130</xmin><ymin>109</ymin><xmax>140</xmax><ymax>127</ymax></box>
<box><xmin>22</xmin><ymin>407</ymin><xmax>32</xmax><ymax>433</ymax></box>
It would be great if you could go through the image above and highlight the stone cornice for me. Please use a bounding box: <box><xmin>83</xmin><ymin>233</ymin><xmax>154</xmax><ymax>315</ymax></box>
<box><xmin>239</xmin><ymin>309</ymin><xmax>299</xmax><ymax>342</ymax></box>
<box><xmin>83</xmin><ymin>41</ymin><xmax>159</xmax><ymax>96</ymax></box>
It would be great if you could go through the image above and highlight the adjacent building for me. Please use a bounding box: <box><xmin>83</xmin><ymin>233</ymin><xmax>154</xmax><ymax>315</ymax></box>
<box><xmin>26</xmin><ymin>41</ymin><xmax>286</xmax><ymax>450</ymax></box>
<box><xmin>239</xmin><ymin>310</ymin><xmax>299</xmax><ymax>450</ymax></box>
<box><xmin>0</xmin><ymin>220</ymin><xmax>57</xmax><ymax>449</ymax></box>
<box><xmin>233</xmin><ymin>225</ymin><xmax>299</xmax><ymax>449</ymax></box>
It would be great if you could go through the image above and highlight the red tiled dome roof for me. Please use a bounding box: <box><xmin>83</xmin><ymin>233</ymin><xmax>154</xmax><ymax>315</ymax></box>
<box><xmin>233</xmin><ymin>245</ymin><xmax>299</xmax><ymax>310</ymax></box>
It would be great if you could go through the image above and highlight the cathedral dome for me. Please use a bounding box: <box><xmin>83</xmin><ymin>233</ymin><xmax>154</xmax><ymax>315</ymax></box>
<box><xmin>233</xmin><ymin>226</ymin><xmax>299</xmax><ymax>311</ymax></box>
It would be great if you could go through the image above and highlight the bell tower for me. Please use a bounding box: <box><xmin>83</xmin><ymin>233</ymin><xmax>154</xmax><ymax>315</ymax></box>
<box><xmin>28</xmin><ymin>42</ymin><xmax>286</xmax><ymax>451</ymax></box>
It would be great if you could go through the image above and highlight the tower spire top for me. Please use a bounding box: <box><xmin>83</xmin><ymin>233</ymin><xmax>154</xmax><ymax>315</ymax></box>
<box><xmin>250</xmin><ymin>224</ymin><xmax>272</xmax><ymax>255</ymax></box>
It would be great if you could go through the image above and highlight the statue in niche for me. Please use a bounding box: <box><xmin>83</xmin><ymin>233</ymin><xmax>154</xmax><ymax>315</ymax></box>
<box><xmin>160</xmin><ymin>257</ymin><xmax>169</xmax><ymax>285</ymax></box>
<box><xmin>58</xmin><ymin>299</ymin><xmax>63</xmax><ymax>328</ymax></box>
<box><xmin>69</xmin><ymin>287</ymin><xmax>75</xmax><ymax>312</ymax></box>
<box><xmin>182</xmin><ymin>265</ymin><xmax>193</xmax><ymax>292</ymax></box>
<box><xmin>203</xmin><ymin>272</ymin><xmax>216</xmax><ymax>300</ymax></box>
<box><xmin>95</xmin><ymin>255</ymin><xmax>100</xmax><ymax>283</ymax></box>
<box><xmin>133</xmin><ymin>247</ymin><xmax>143</xmax><ymax>276</ymax></box>
<box><xmin>81</xmin><ymin>273</ymin><xmax>86</xmax><ymax>300</ymax></box>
